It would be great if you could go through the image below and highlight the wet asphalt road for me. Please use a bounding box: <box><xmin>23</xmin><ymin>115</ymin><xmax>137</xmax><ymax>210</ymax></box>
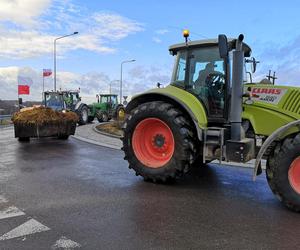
<box><xmin>0</xmin><ymin>127</ymin><xmax>300</xmax><ymax>250</ymax></box>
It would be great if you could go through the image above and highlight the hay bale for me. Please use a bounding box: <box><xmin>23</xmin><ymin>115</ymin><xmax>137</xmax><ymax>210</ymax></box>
<box><xmin>12</xmin><ymin>107</ymin><xmax>79</xmax><ymax>125</ymax></box>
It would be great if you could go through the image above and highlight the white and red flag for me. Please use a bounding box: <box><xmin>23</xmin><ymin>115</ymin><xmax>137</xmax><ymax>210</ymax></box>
<box><xmin>18</xmin><ymin>76</ymin><xmax>32</xmax><ymax>95</ymax></box>
<box><xmin>43</xmin><ymin>69</ymin><xmax>52</xmax><ymax>77</ymax></box>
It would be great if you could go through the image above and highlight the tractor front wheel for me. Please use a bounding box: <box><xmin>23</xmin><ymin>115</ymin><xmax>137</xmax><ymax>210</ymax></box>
<box><xmin>77</xmin><ymin>105</ymin><xmax>89</xmax><ymax>125</ymax></box>
<box><xmin>87</xmin><ymin>116</ymin><xmax>94</xmax><ymax>123</ymax></box>
<box><xmin>267</xmin><ymin>134</ymin><xmax>300</xmax><ymax>212</ymax></box>
<box><xmin>122</xmin><ymin>101</ymin><xmax>196</xmax><ymax>182</ymax></box>
<box><xmin>116</xmin><ymin>106</ymin><xmax>125</xmax><ymax>121</ymax></box>
<box><xmin>96</xmin><ymin>111</ymin><xmax>109</xmax><ymax>123</ymax></box>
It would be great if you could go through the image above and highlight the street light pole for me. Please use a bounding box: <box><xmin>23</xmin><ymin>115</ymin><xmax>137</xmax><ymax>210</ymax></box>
<box><xmin>53</xmin><ymin>32</ymin><xmax>78</xmax><ymax>91</ymax></box>
<box><xmin>120</xmin><ymin>59</ymin><xmax>135</xmax><ymax>104</ymax></box>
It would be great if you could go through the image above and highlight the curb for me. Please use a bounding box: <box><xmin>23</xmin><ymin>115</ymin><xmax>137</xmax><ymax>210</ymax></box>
<box><xmin>93</xmin><ymin>123</ymin><xmax>122</xmax><ymax>139</ymax></box>
<box><xmin>71</xmin><ymin>134</ymin><xmax>121</xmax><ymax>150</ymax></box>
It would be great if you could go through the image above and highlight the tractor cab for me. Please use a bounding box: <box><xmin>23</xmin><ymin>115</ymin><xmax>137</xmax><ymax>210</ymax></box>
<box><xmin>61</xmin><ymin>91</ymin><xmax>81</xmax><ymax>110</ymax></box>
<box><xmin>169</xmin><ymin>37</ymin><xmax>251</xmax><ymax>123</ymax></box>
<box><xmin>44</xmin><ymin>91</ymin><xmax>65</xmax><ymax>111</ymax></box>
<box><xmin>98</xmin><ymin>94</ymin><xmax>118</xmax><ymax>110</ymax></box>
<box><xmin>44</xmin><ymin>91</ymin><xmax>81</xmax><ymax>111</ymax></box>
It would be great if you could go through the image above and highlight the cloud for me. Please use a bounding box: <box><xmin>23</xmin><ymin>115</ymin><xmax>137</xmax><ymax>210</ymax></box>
<box><xmin>152</xmin><ymin>37</ymin><xmax>162</xmax><ymax>44</ymax></box>
<box><xmin>0</xmin><ymin>0</ymin><xmax>51</xmax><ymax>26</ymax></box>
<box><xmin>0</xmin><ymin>30</ymin><xmax>116</xmax><ymax>59</ymax></box>
<box><xmin>92</xmin><ymin>13</ymin><xmax>143</xmax><ymax>41</ymax></box>
<box><xmin>0</xmin><ymin>1</ymin><xmax>144</xmax><ymax>59</ymax></box>
<box><xmin>0</xmin><ymin>66</ymin><xmax>124</xmax><ymax>103</ymax></box>
<box><xmin>0</xmin><ymin>64</ymin><xmax>171</xmax><ymax>102</ymax></box>
<box><xmin>254</xmin><ymin>35</ymin><xmax>300</xmax><ymax>86</ymax></box>
<box><xmin>126</xmin><ymin>65</ymin><xmax>171</xmax><ymax>95</ymax></box>
<box><xmin>0</xmin><ymin>66</ymin><xmax>43</xmax><ymax>101</ymax></box>
<box><xmin>155</xmin><ymin>29</ymin><xmax>169</xmax><ymax>35</ymax></box>
<box><xmin>152</xmin><ymin>29</ymin><xmax>169</xmax><ymax>44</ymax></box>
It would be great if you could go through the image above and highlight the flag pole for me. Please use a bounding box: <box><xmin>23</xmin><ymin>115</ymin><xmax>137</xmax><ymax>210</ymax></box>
<box><xmin>42</xmin><ymin>71</ymin><xmax>45</xmax><ymax>103</ymax></box>
<box><xmin>17</xmin><ymin>76</ymin><xmax>20</xmax><ymax>111</ymax></box>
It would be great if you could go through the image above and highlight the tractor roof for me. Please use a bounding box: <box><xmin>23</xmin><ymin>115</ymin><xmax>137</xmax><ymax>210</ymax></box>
<box><xmin>44</xmin><ymin>90</ymin><xmax>79</xmax><ymax>95</ymax></box>
<box><xmin>44</xmin><ymin>91</ymin><xmax>62</xmax><ymax>95</ymax></box>
<box><xmin>169</xmin><ymin>38</ymin><xmax>252</xmax><ymax>57</ymax></box>
<box><xmin>100</xmin><ymin>94</ymin><xmax>118</xmax><ymax>96</ymax></box>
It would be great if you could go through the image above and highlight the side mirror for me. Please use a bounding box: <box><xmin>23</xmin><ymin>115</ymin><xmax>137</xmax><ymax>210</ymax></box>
<box><xmin>218</xmin><ymin>34</ymin><xmax>228</xmax><ymax>59</ymax></box>
<box><xmin>245</xmin><ymin>57</ymin><xmax>260</xmax><ymax>73</ymax></box>
<box><xmin>251</xmin><ymin>57</ymin><xmax>257</xmax><ymax>73</ymax></box>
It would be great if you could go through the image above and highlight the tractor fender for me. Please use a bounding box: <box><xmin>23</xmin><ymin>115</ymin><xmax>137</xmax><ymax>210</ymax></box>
<box><xmin>253</xmin><ymin>119</ymin><xmax>300</xmax><ymax>180</ymax></box>
<box><xmin>126</xmin><ymin>91</ymin><xmax>207</xmax><ymax>141</ymax></box>
<box><xmin>75</xmin><ymin>102</ymin><xmax>87</xmax><ymax>111</ymax></box>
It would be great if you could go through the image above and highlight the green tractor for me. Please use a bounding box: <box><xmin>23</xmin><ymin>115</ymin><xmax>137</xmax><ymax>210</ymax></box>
<box><xmin>44</xmin><ymin>90</ymin><xmax>89</xmax><ymax>125</ymax></box>
<box><xmin>122</xmin><ymin>31</ymin><xmax>300</xmax><ymax>212</ymax></box>
<box><xmin>88</xmin><ymin>94</ymin><xmax>125</xmax><ymax>122</ymax></box>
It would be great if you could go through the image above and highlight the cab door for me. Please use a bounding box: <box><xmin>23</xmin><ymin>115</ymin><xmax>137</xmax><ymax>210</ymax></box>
<box><xmin>171</xmin><ymin>46</ymin><xmax>228</xmax><ymax>122</ymax></box>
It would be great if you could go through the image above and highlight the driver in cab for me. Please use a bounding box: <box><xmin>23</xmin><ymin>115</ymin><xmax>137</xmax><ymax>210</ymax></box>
<box><xmin>194</xmin><ymin>62</ymin><xmax>217</xmax><ymax>87</ymax></box>
<box><xmin>193</xmin><ymin>61</ymin><xmax>225</xmax><ymax>115</ymax></box>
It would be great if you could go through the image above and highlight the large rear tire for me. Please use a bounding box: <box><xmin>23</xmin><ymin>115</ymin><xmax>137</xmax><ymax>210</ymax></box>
<box><xmin>266</xmin><ymin>134</ymin><xmax>300</xmax><ymax>212</ymax></box>
<box><xmin>122</xmin><ymin>101</ymin><xmax>196</xmax><ymax>182</ymax></box>
<box><xmin>77</xmin><ymin>105</ymin><xmax>89</xmax><ymax>125</ymax></box>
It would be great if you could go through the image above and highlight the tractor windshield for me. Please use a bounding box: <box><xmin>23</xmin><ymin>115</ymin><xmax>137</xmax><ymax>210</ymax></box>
<box><xmin>100</xmin><ymin>96</ymin><xmax>108</xmax><ymax>104</ymax></box>
<box><xmin>171</xmin><ymin>46</ymin><xmax>226</xmax><ymax>118</ymax></box>
<box><xmin>110</xmin><ymin>96</ymin><xmax>117</xmax><ymax>105</ymax></box>
<box><xmin>45</xmin><ymin>93</ymin><xmax>65</xmax><ymax>111</ymax></box>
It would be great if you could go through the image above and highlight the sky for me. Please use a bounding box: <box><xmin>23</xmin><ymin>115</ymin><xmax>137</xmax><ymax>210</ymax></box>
<box><xmin>0</xmin><ymin>0</ymin><xmax>300</xmax><ymax>103</ymax></box>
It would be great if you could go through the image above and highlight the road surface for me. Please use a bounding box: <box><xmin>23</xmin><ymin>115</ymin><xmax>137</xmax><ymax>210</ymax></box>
<box><xmin>0</xmin><ymin>127</ymin><xmax>299</xmax><ymax>249</ymax></box>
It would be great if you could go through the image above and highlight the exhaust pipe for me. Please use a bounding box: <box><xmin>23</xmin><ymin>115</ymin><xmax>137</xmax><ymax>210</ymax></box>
<box><xmin>230</xmin><ymin>34</ymin><xmax>244</xmax><ymax>141</ymax></box>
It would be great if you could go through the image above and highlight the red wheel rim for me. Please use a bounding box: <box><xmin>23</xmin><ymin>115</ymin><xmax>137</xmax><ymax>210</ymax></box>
<box><xmin>132</xmin><ymin>118</ymin><xmax>175</xmax><ymax>168</ymax></box>
<box><xmin>288</xmin><ymin>157</ymin><xmax>300</xmax><ymax>194</ymax></box>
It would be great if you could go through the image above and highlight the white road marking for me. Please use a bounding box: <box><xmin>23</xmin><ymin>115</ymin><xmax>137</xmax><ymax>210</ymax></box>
<box><xmin>0</xmin><ymin>218</ymin><xmax>50</xmax><ymax>241</ymax></box>
<box><xmin>0</xmin><ymin>195</ymin><xmax>8</xmax><ymax>203</ymax></box>
<box><xmin>52</xmin><ymin>236</ymin><xmax>81</xmax><ymax>249</ymax></box>
<box><xmin>0</xmin><ymin>206</ymin><xmax>25</xmax><ymax>220</ymax></box>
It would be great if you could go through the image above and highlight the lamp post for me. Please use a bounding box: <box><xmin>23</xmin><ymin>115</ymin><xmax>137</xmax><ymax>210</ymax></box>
<box><xmin>120</xmin><ymin>59</ymin><xmax>135</xmax><ymax>104</ymax></box>
<box><xmin>54</xmin><ymin>32</ymin><xmax>78</xmax><ymax>91</ymax></box>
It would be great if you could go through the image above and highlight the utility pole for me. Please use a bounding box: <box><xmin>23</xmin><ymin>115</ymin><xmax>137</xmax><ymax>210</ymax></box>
<box><xmin>266</xmin><ymin>70</ymin><xmax>277</xmax><ymax>85</ymax></box>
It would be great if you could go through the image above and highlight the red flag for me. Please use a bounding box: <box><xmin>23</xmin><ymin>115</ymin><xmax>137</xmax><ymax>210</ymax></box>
<box><xmin>43</xmin><ymin>69</ymin><xmax>52</xmax><ymax>77</ymax></box>
<box><xmin>18</xmin><ymin>76</ymin><xmax>32</xmax><ymax>95</ymax></box>
<box><xmin>18</xmin><ymin>85</ymin><xmax>30</xmax><ymax>95</ymax></box>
